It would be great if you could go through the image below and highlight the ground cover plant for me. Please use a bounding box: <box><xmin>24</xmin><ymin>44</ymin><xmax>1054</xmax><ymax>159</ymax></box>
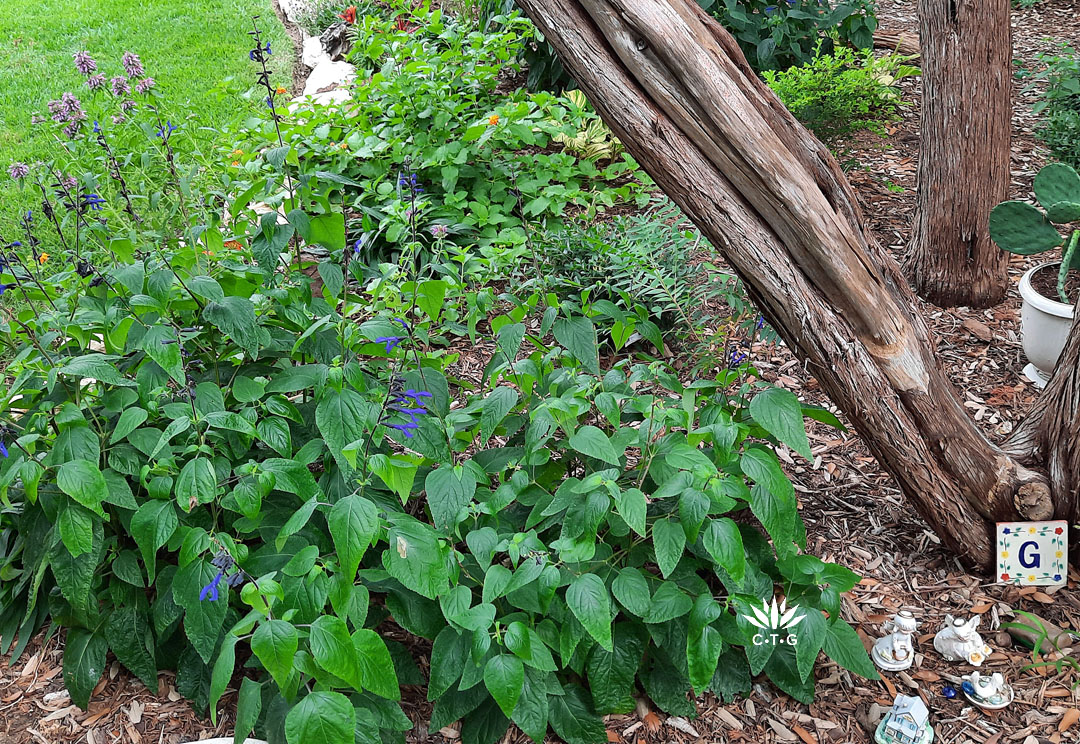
<box><xmin>764</xmin><ymin>46</ymin><xmax>919</xmax><ymax>144</ymax></box>
<box><xmin>0</xmin><ymin>6</ymin><xmax>880</xmax><ymax>743</ymax></box>
<box><xmin>0</xmin><ymin>0</ymin><xmax>289</xmax><ymax>238</ymax></box>
<box><xmin>1022</xmin><ymin>44</ymin><xmax>1080</xmax><ymax>169</ymax></box>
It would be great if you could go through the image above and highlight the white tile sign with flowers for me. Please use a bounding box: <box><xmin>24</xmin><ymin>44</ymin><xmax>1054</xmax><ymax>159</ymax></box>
<box><xmin>996</xmin><ymin>521</ymin><xmax>1067</xmax><ymax>586</ymax></box>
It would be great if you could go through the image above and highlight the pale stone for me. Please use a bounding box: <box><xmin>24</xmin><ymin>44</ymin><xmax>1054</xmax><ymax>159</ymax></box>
<box><xmin>302</xmin><ymin>34</ymin><xmax>329</xmax><ymax>69</ymax></box>
<box><xmin>303</xmin><ymin>59</ymin><xmax>355</xmax><ymax>98</ymax></box>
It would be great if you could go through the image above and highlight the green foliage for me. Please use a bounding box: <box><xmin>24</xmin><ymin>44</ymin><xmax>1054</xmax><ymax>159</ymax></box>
<box><xmin>989</xmin><ymin>162</ymin><xmax>1080</xmax><ymax>302</ymax></box>
<box><xmin>294</xmin><ymin>0</ymin><xmax>376</xmax><ymax>36</ymax></box>
<box><xmin>764</xmin><ymin>47</ymin><xmax>918</xmax><ymax>143</ymax></box>
<box><xmin>235</xmin><ymin>2</ymin><xmax>648</xmax><ymax>265</ymax></box>
<box><xmin>1021</xmin><ymin>45</ymin><xmax>1080</xmax><ymax>169</ymax></box>
<box><xmin>0</xmin><ymin>14</ymin><xmax>874</xmax><ymax>744</ymax></box>
<box><xmin>698</xmin><ymin>0</ymin><xmax>878</xmax><ymax>72</ymax></box>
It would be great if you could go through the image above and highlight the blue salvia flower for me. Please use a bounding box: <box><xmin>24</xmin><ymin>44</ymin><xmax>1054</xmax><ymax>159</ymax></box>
<box><xmin>264</xmin><ymin>41</ymin><xmax>272</xmax><ymax>55</ymax></box>
<box><xmin>756</xmin><ymin>316</ymin><xmax>765</xmax><ymax>330</ymax></box>
<box><xmin>377</xmin><ymin>336</ymin><xmax>406</xmax><ymax>353</ymax></box>
<box><xmin>399</xmin><ymin>389</ymin><xmax>432</xmax><ymax>406</ymax></box>
<box><xmin>393</xmin><ymin>317</ymin><xmax>410</xmax><ymax>332</ymax></box>
<box><xmin>9</xmin><ymin>241</ymin><xmax>20</xmax><ymax>247</ymax></box>
<box><xmin>729</xmin><ymin>348</ymin><xmax>748</xmax><ymax>369</ymax></box>
<box><xmin>93</xmin><ymin>120</ymin><xmax>101</xmax><ymax>134</ymax></box>
<box><xmin>80</xmin><ymin>193</ymin><xmax>106</xmax><ymax>211</ymax></box>
<box><xmin>0</xmin><ymin>284</ymin><xmax>15</xmax><ymax>296</ymax></box>
<box><xmin>387</xmin><ymin>421</ymin><xmax>419</xmax><ymax>438</ymax></box>
<box><xmin>200</xmin><ymin>570</ymin><xmax>224</xmax><ymax>602</ymax></box>
<box><xmin>155</xmin><ymin>120</ymin><xmax>176</xmax><ymax>138</ymax></box>
<box><xmin>0</xmin><ymin>442</ymin><xmax>8</xmax><ymax>458</ymax></box>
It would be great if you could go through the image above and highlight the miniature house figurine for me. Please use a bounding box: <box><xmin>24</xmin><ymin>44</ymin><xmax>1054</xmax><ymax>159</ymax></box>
<box><xmin>961</xmin><ymin>671</ymin><xmax>1014</xmax><ymax>710</ymax></box>
<box><xmin>875</xmin><ymin>694</ymin><xmax>934</xmax><ymax>744</ymax></box>
<box><xmin>933</xmin><ymin>615</ymin><xmax>993</xmax><ymax>666</ymax></box>
<box><xmin>873</xmin><ymin>610</ymin><xmax>919</xmax><ymax>671</ymax></box>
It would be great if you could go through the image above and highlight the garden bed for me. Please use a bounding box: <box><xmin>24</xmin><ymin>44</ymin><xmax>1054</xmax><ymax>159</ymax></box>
<box><xmin>3</xmin><ymin>0</ymin><xmax>1080</xmax><ymax>743</ymax></box>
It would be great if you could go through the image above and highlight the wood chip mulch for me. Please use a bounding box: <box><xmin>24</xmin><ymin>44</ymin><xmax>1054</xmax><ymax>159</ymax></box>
<box><xmin>4</xmin><ymin>0</ymin><xmax>1080</xmax><ymax>741</ymax></box>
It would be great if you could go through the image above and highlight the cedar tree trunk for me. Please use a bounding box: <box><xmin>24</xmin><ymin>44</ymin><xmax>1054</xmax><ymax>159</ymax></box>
<box><xmin>513</xmin><ymin>0</ymin><xmax>1065</xmax><ymax>570</ymax></box>
<box><xmin>905</xmin><ymin>0</ymin><xmax>1013</xmax><ymax>308</ymax></box>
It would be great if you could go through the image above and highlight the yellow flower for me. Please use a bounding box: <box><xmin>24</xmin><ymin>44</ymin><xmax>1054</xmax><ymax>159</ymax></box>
<box><xmin>340</xmin><ymin>143</ymin><xmax>348</xmax><ymax>150</ymax></box>
<box><xmin>276</xmin><ymin>86</ymin><xmax>287</xmax><ymax>95</ymax></box>
<box><xmin>1001</xmin><ymin>551</ymin><xmax>1009</xmax><ymax>559</ymax></box>
<box><xmin>232</xmin><ymin>149</ymin><xmax>244</xmax><ymax>156</ymax></box>
<box><xmin>1057</xmin><ymin>551</ymin><xmax>1063</xmax><ymax>558</ymax></box>
<box><xmin>38</xmin><ymin>253</ymin><xmax>49</xmax><ymax>264</ymax></box>
<box><xmin>1029</xmin><ymin>575</ymin><xmax>1036</xmax><ymax>581</ymax></box>
<box><xmin>1029</xmin><ymin>527</ymin><xmax>1037</xmax><ymax>534</ymax></box>
<box><xmin>488</xmin><ymin>114</ymin><xmax>499</xmax><ymax>126</ymax></box>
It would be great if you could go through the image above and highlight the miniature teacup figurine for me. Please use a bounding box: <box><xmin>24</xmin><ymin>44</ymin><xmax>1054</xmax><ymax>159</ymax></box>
<box><xmin>961</xmin><ymin>671</ymin><xmax>1014</xmax><ymax>710</ymax></box>
<box><xmin>934</xmin><ymin>615</ymin><xmax>993</xmax><ymax>666</ymax></box>
<box><xmin>873</xmin><ymin>610</ymin><xmax>919</xmax><ymax>671</ymax></box>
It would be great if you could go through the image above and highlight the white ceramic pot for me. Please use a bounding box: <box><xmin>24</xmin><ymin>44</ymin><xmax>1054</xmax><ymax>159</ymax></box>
<box><xmin>1019</xmin><ymin>261</ymin><xmax>1075</xmax><ymax>388</ymax></box>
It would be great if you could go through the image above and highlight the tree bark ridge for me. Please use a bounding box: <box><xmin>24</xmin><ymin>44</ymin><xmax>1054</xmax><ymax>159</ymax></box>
<box><xmin>515</xmin><ymin>0</ymin><xmax>1052</xmax><ymax>568</ymax></box>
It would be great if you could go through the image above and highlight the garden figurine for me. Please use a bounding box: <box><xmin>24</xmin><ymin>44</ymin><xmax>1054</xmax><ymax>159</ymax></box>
<box><xmin>873</xmin><ymin>610</ymin><xmax>919</xmax><ymax>671</ymax></box>
<box><xmin>961</xmin><ymin>671</ymin><xmax>1014</xmax><ymax>710</ymax></box>
<box><xmin>934</xmin><ymin>615</ymin><xmax>993</xmax><ymax>666</ymax></box>
<box><xmin>875</xmin><ymin>694</ymin><xmax>934</xmax><ymax>744</ymax></box>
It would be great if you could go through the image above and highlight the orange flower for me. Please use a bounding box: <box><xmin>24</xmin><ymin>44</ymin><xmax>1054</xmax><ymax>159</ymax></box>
<box><xmin>276</xmin><ymin>86</ymin><xmax>287</xmax><ymax>95</ymax></box>
<box><xmin>38</xmin><ymin>253</ymin><xmax>49</xmax><ymax>264</ymax></box>
<box><xmin>488</xmin><ymin>114</ymin><xmax>500</xmax><ymax>126</ymax></box>
<box><xmin>340</xmin><ymin>143</ymin><xmax>348</xmax><ymax>150</ymax></box>
<box><xmin>202</xmin><ymin>250</ymin><xmax>214</xmax><ymax>256</ymax></box>
<box><xmin>224</xmin><ymin>240</ymin><xmax>243</xmax><ymax>250</ymax></box>
<box><xmin>340</xmin><ymin>5</ymin><xmax>356</xmax><ymax>24</ymax></box>
<box><xmin>232</xmin><ymin>160</ymin><xmax>240</xmax><ymax>166</ymax></box>
<box><xmin>232</xmin><ymin>148</ymin><xmax>244</xmax><ymax>156</ymax></box>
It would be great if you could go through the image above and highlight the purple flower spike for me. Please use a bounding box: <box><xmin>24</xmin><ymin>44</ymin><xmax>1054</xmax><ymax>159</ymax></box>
<box><xmin>85</xmin><ymin>74</ymin><xmax>105</xmax><ymax>91</ymax></box>
<box><xmin>122</xmin><ymin>51</ymin><xmax>144</xmax><ymax>78</ymax></box>
<box><xmin>110</xmin><ymin>76</ymin><xmax>130</xmax><ymax>96</ymax></box>
<box><xmin>199</xmin><ymin>570</ymin><xmax>224</xmax><ymax>602</ymax></box>
<box><xmin>388</xmin><ymin>422</ymin><xmax>419</xmax><ymax>438</ymax></box>
<box><xmin>134</xmin><ymin>77</ymin><xmax>156</xmax><ymax>94</ymax></box>
<box><xmin>72</xmin><ymin>51</ymin><xmax>97</xmax><ymax>75</ymax></box>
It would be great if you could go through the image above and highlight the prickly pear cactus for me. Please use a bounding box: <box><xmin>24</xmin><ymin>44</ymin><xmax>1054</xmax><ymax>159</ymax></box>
<box><xmin>989</xmin><ymin>162</ymin><xmax>1080</xmax><ymax>302</ymax></box>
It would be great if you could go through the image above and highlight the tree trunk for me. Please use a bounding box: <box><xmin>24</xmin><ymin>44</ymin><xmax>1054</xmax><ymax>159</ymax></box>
<box><xmin>905</xmin><ymin>0</ymin><xmax>1012</xmax><ymax>308</ymax></box>
<box><xmin>513</xmin><ymin>0</ymin><xmax>1054</xmax><ymax>570</ymax></box>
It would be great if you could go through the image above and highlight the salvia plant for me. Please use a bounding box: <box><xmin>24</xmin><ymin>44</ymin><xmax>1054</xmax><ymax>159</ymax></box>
<box><xmin>990</xmin><ymin>162</ymin><xmax>1080</xmax><ymax>303</ymax></box>
<box><xmin>0</xmin><ymin>13</ymin><xmax>875</xmax><ymax>744</ymax></box>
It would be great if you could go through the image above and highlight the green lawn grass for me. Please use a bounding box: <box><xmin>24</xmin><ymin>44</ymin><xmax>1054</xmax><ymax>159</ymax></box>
<box><xmin>0</xmin><ymin>0</ymin><xmax>290</xmax><ymax>235</ymax></box>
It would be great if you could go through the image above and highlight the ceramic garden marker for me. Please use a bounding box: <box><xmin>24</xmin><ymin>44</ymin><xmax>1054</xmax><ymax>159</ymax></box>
<box><xmin>872</xmin><ymin>610</ymin><xmax>919</xmax><ymax>671</ymax></box>
<box><xmin>875</xmin><ymin>694</ymin><xmax>934</xmax><ymax>744</ymax></box>
<box><xmin>960</xmin><ymin>671</ymin><xmax>1014</xmax><ymax>710</ymax></box>
<box><xmin>933</xmin><ymin>615</ymin><xmax>993</xmax><ymax>666</ymax></box>
<box><xmin>996</xmin><ymin>521</ymin><xmax>1068</xmax><ymax>586</ymax></box>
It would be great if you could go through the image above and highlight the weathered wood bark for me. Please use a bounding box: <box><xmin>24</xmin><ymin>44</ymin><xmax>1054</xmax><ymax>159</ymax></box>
<box><xmin>905</xmin><ymin>0</ymin><xmax>1012</xmax><ymax>308</ymax></box>
<box><xmin>514</xmin><ymin>0</ymin><xmax>1053</xmax><ymax>569</ymax></box>
<box><xmin>873</xmin><ymin>30</ymin><xmax>921</xmax><ymax>60</ymax></box>
<box><xmin>1005</xmin><ymin>319</ymin><xmax>1080</xmax><ymax>524</ymax></box>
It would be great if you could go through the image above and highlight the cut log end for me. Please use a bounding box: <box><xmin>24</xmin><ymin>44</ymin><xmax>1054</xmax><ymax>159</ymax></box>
<box><xmin>1014</xmin><ymin>481</ymin><xmax>1055</xmax><ymax>522</ymax></box>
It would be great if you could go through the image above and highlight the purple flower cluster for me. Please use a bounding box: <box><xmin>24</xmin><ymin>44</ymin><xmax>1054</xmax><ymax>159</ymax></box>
<box><xmin>72</xmin><ymin>50</ymin><xmax>97</xmax><ymax>75</ymax></box>
<box><xmin>110</xmin><ymin>76</ymin><xmax>130</xmax><ymax>96</ymax></box>
<box><xmin>47</xmin><ymin>92</ymin><xmax>87</xmax><ymax>138</ymax></box>
<box><xmin>85</xmin><ymin>74</ymin><xmax>105</xmax><ymax>91</ymax></box>
<box><xmin>385</xmin><ymin>389</ymin><xmax>433</xmax><ymax>438</ymax></box>
<box><xmin>134</xmin><ymin>77</ymin><xmax>156</xmax><ymax>95</ymax></box>
<box><xmin>430</xmin><ymin>224</ymin><xmax>449</xmax><ymax>239</ymax></box>
<box><xmin>121</xmin><ymin>51</ymin><xmax>144</xmax><ymax>78</ymax></box>
<box><xmin>7</xmin><ymin>162</ymin><xmax>29</xmax><ymax>181</ymax></box>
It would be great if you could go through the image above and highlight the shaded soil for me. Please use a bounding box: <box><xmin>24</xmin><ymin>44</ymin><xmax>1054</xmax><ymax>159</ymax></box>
<box><xmin>1029</xmin><ymin>262</ymin><xmax>1080</xmax><ymax>305</ymax></box>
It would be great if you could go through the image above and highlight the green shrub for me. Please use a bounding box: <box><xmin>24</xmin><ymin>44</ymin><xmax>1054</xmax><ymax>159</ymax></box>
<box><xmin>235</xmin><ymin>3</ymin><xmax>649</xmax><ymax>264</ymax></box>
<box><xmin>0</xmin><ymin>21</ymin><xmax>876</xmax><ymax>744</ymax></box>
<box><xmin>1022</xmin><ymin>45</ymin><xmax>1080</xmax><ymax>169</ymax></box>
<box><xmin>294</xmin><ymin>0</ymin><xmax>377</xmax><ymax>36</ymax></box>
<box><xmin>699</xmin><ymin>0</ymin><xmax>878</xmax><ymax>72</ymax></box>
<box><xmin>764</xmin><ymin>47</ymin><xmax>917</xmax><ymax>143</ymax></box>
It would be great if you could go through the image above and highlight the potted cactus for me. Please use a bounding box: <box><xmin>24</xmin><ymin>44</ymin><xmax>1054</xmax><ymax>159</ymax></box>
<box><xmin>989</xmin><ymin>162</ymin><xmax>1080</xmax><ymax>387</ymax></box>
